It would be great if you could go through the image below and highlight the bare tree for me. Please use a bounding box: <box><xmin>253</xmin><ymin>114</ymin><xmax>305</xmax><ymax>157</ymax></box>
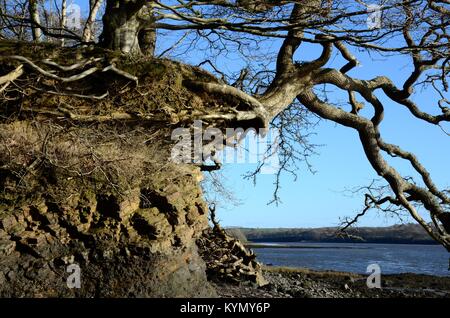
<box><xmin>0</xmin><ymin>1</ymin><xmax>29</xmax><ymax>40</ymax></box>
<box><xmin>1</xmin><ymin>0</ymin><xmax>449</xmax><ymax>251</ymax></box>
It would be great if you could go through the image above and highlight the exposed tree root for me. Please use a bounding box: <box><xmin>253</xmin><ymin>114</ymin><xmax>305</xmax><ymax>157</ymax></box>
<box><xmin>1</xmin><ymin>55</ymin><xmax>138</xmax><ymax>84</ymax></box>
<box><xmin>197</xmin><ymin>205</ymin><xmax>268</xmax><ymax>287</ymax></box>
<box><xmin>0</xmin><ymin>64</ymin><xmax>24</xmax><ymax>92</ymax></box>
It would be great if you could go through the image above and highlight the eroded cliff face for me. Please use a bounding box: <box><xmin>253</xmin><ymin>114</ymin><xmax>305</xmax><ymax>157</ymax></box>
<box><xmin>0</xmin><ymin>41</ymin><xmax>223</xmax><ymax>297</ymax></box>
<box><xmin>0</xmin><ymin>123</ymin><xmax>214</xmax><ymax>297</ymax></box>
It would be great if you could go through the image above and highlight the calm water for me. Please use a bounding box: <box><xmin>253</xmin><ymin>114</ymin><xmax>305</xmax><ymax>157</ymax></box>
<box><xmin>253</xmin><ymin>242</ymin><xmax>450</xmax><ymax>276</ymax></box>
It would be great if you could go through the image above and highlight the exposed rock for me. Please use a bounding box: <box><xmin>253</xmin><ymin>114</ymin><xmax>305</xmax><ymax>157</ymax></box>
<box><xmin>0</xmin><ymin>42</ymin><xmax>219</xmax><ymax>296</ymax></box>
<box><xmin>0</xmin><ymin>153</ymin><xmax>216</xmax><ymax>296</ymax></box>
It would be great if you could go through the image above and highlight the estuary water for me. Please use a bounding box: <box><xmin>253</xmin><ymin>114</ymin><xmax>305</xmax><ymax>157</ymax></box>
<box><xmin>252</xmin><ymin>242</ymin><xmax>450</xmax><ymax>276</ymax></box>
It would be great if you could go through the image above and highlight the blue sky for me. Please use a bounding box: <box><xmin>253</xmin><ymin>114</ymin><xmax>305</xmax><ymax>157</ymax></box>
<box><xmin>71</xmin><ymin>0</ymin><xmax>449</xmax><ymax>228</ymax></box>
<box><xmin>210</xmin><ymin>44</ymin><xmax>450</xmax><ymax>228</ymax></box>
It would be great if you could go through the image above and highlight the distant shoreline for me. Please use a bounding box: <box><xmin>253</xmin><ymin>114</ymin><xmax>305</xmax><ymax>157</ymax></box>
<box><xmin>245</xmin><ymin>241</ymin><xmax>439</xmax><ymax>249</ymax></box>
<box><xmin>227</xmin><ymin>224</ymin><xmax>439</xmax><ymax>245</ymax></box>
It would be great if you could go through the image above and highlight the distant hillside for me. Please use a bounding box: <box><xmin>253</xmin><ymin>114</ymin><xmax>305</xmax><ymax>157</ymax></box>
<box><xmin>227</xmin><ymin>224</ymin><xmax>437</xmax><ymax>245</ymax></box>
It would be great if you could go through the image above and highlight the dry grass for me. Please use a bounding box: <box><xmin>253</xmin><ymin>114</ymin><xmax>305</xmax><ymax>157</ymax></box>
<box><xmin>0</xmin><ymin>120</ymin><xmax>173</xmax><ymax>205</ymax></box>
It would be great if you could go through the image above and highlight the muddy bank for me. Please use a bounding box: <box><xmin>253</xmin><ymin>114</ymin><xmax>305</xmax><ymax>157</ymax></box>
<box><xmin>213</xmin><ymin>267</ymin><xmax>450</xmax><ymax>298</ymax></box>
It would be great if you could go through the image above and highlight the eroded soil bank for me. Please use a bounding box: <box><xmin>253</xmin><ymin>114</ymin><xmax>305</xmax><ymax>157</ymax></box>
<box><xmin>0</xmin><ymin>41</ymin><xmax>223</xmax><ymax>297</ymax></box>
<box><xmin>0</xmin><ymin>40</ymin><xmax>269</xmax><ymax>297</ymax></box>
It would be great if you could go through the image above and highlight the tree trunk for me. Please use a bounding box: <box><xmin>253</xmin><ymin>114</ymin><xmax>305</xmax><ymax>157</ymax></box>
<box><xmin>28</xmin><ymin>0</ymin><xmax>42</xmax><ymax>41</ymax></box>
<box><xmin>82</xmin><ymin>0</ymin><xmax>103</xmax><ymax>43</ymax></box>
<box><xmin>60</xmin><ymin>0</ymin><xmax>67</xmax><ymax>47</ymax></box>
<box><xmin>137</xmin><ymin>3</ymin><xmax>156</xmax><ymax>56</ymax></box>
<box><xmin>100</xmin><ymin>0</ymin><xmax>155</xmax><ymax>56</ymax></box>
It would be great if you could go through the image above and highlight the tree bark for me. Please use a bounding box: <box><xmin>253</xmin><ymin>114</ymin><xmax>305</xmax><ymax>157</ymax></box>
<box><xmin>100</xmin><ymin>0</ymin><xmax>155</xmax><ymax>56</ymax></box>
<box><xmin>28</xmin><ymin>0</ymin><xmax>42</xmax><ymax>41</ymax></box>
<box><xmin>137</xmin><ymin>4</ymin><xmax>156</xmax><ymax>56</ymax></box>
<box><xmin>82</xmin><ymin>0</ymin><xmax>103</xmax><ymax>43</ymax></box>
<box><xmin>60</xmin><ymin>0</ymin><xmax>67</xmax><ymax>47</ymax></box>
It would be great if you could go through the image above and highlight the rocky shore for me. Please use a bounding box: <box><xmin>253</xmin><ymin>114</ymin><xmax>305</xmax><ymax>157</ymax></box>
<box><xmin>213</xmin><ymin>267</ymin><xmax>450</xmax><ymax>298</ymax></box>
